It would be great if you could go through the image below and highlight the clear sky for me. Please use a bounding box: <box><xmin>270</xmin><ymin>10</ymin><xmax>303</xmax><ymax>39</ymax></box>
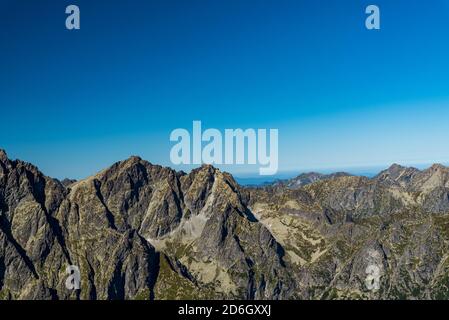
<box><xmin>1</xmin><ymin>0</ymin><xmax>449</xmax><ymax>179</ymax></box>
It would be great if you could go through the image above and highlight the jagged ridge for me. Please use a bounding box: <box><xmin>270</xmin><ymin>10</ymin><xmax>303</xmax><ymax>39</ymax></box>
<box><xmin>2</xmin><ymin>149</ymin><xmax>449</xmax><ymax>300</ymax></box>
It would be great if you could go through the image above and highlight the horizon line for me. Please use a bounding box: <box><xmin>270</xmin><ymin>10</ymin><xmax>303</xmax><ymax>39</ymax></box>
<box><xmin>1</xmin><ymin>148</ymin><xmax>449</xmax><ymax>182</ymax></box>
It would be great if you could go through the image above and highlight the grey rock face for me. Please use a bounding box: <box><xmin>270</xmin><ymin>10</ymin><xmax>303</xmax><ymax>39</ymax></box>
<box><xmin>273</xmin><ymin>172</ymin><xmax>352</xmax><ymax>189</ymax></box>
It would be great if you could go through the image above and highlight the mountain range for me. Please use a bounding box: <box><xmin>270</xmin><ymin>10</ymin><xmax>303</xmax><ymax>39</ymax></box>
<box><xmin>1</xmin><ymin>149</ymin><xmax>449</xmax><ymax>300</ymax></box>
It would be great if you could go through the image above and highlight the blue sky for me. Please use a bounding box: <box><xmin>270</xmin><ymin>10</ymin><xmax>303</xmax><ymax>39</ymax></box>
<box><xmin>1</xmin><ymin>0</ymin><xmax>449</xmax><ymax>179</ymax></box>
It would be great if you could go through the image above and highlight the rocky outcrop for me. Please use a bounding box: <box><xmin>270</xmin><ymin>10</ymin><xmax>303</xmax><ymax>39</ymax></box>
<box><xmin>278</xmin><ymin>172</ymin><xmax>352</xmax><ymax>189</ymax></box>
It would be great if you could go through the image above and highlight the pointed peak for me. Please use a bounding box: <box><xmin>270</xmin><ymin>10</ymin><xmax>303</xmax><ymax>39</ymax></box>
<box><xmin>61</xmin><ymin>178</ymin><xmax>77</xmax><ymax>187</ymax></box>
<box><xmin>196</xmin><ymin>163</ymin><xmax>218</xmax><ymax>174</ymax></box>
<box><xmin>0</xmin><ymin>149</ymin><xmax>8</xmax><ymax>162</ymax></box>
<box><xmin>429</xmin><ymin>163</ymin><xmax>447</xmax><ymax>171</ymax></box>
<box><xmin>127</xmin><ymin>155</ymin><xmax>142</xmax><ymax>162</ymax></box>
<box><xmin>297</xmin><ymin>172</ymin><xmax>323</xmax><ymax>177</ymax></box>
<box><xmin>99</xmin><ymin>155</ymin><xmax>146</xmax><ymax>176</ymax></box>
<box><xmin>387</xmin><ymin>163</ymin><xmax>405</xmax><ymax>171</ymax></box>
<box><xmin>378</xmin><ymin>163</ymin><xmax>414</xmax><ymax>177</ymax></box>
<box><xmin>188</xmin><ymin>164</ymin><xmax>219</xmax><ymax>181</ymax></box>
<box><xmin>200</xmin><ymin>163</ymin><xmax>216</xmax><ymax>169</ymax></box>
<box><xmin>374</xmin><ymin>163</ymin><xmax>417</xmax><ymax>183</ymax></box>
<box><xmin>117</xmin><ymin>155</ymin><xmax>144</xmax><ymax>168</ymax></box>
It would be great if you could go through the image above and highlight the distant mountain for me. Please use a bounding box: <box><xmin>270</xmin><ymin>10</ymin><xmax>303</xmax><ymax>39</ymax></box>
<box><xmin>60</xmin><ymin>178</ymin><xmax>77</xmax><ymax>187</ymax></box>
<box><xmin>273</xmin><ymin>172</ymin><xmax>352</xmax><ymax>189</ymax></box>
<box><xmin>2</xmin><ymin>149</ymin><xmax>449</xmax><ymax>300</ymax></box>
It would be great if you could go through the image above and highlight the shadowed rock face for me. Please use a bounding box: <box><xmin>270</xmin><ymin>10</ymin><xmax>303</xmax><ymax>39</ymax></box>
<box><xmin>275</xmin><ymin>172</ymin><xmax>352</xmax><ymax>189</ymax></box>
<box><xmin>2</xmin><ymin>148</ymin><xmax>449</xmax><ymax>300</ymax></box>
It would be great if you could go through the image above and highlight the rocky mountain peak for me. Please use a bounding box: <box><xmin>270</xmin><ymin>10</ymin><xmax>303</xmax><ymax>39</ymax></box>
<box><xmin>280</xmin><ymin>171</ymin><xmax>351</xmax><ymax>189</ymax></box>
<box><xmin>198</xmin><ymin>163</ymin><xmax>217</xmax><ymax>173</ymax></box>
<box><xmin>126</xmin><ymin>155</ymin><xmax>142</xmax><ymax>162</ymax></box>
<box><xmin>60</xmin><ymin>178</ymin><xmax>77</xmax><ymax>187</ymax></box>
<box><xmin>381</xmin><ymin>163</ymin><xmax>415</xmax><ymax>177</ymax></box>
<box><xmin>429</xmin><ymin>163</ymin><xmax>447</xmax><ymax>172</ymax></box>
<box><xmin>387</xmin><ymin>163</ymin><xmax>406</xmax><ymax>171</ymax></box>
<box><xmin>374</xmin><ymin>163</ymin><xmax>419</xmax><ymax>186</ymax></box>
<box><xmin>0</xmin><ymin>148</ymin><xmax>8</xmax><ymax>162</ymax></box>
<box><xmin>116</xmin><ymin>155</ymin><xmax>144</xmax><ymax>169</ymax></box>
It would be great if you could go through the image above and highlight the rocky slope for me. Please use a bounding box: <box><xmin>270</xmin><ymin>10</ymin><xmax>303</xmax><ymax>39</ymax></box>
<box><xmin>249</xmin><ymin>163</ymin><xmax>449</xmax><ymax>299</ymax></box>
<box><xmin>1</xmin><ymin>149</ymin><xmax>449</xmax><ymax>300</ymax></box>
<box><xmin>272</xmin><ymin>172</ymin><xmax>352</xmax><ymax>189</ymax></box>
